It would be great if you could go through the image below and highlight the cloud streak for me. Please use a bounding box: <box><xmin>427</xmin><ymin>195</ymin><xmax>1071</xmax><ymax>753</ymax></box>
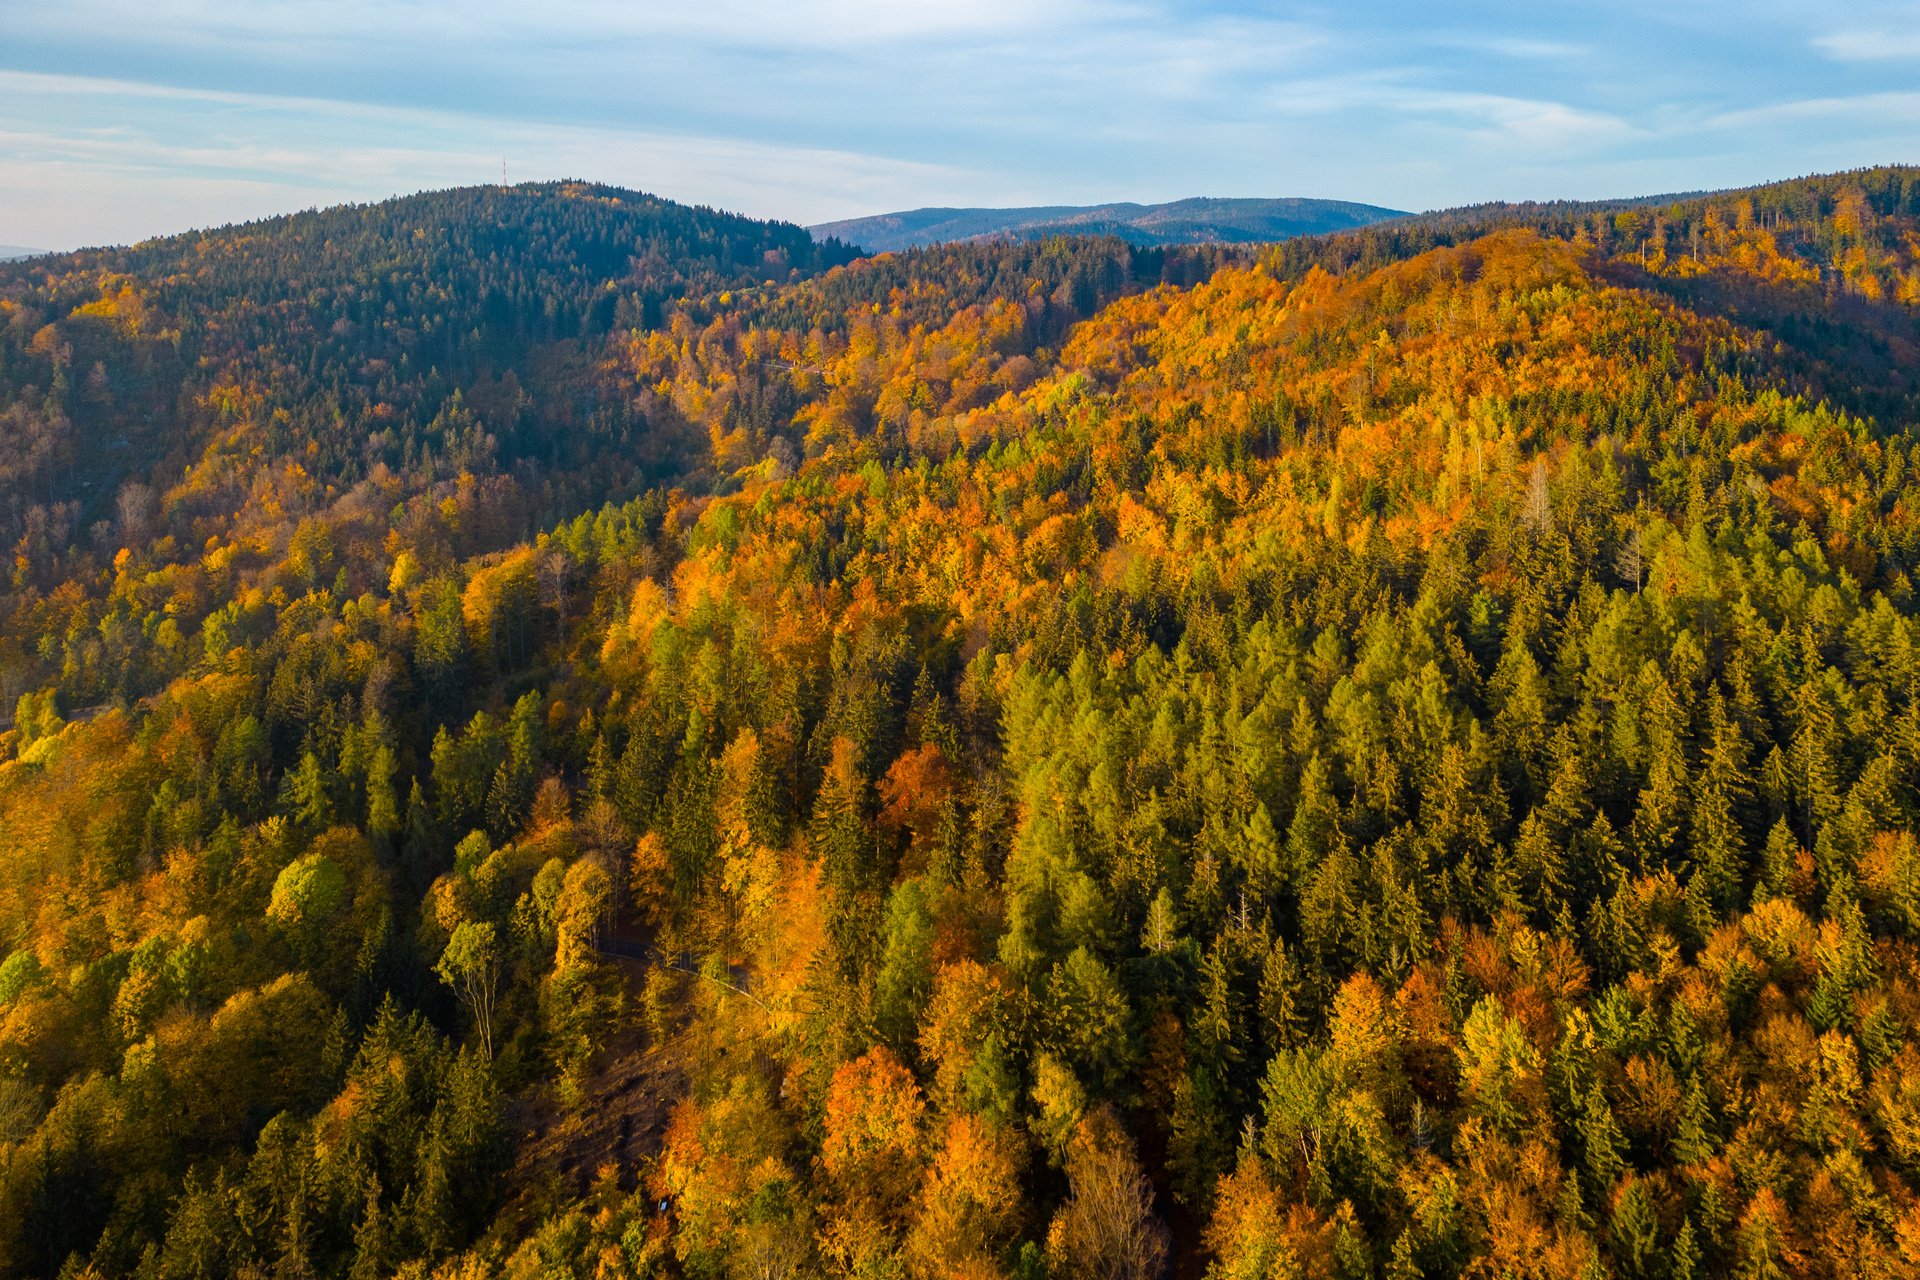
<box><xmin>0</xmin><ymin>72</ymin><xmax>990</xmax><ymax>248</ymax></box>
<box><xmin>1813</xmin><ymin>31</ymin><xmax>1920</xmax><ymax>61</ymax></box>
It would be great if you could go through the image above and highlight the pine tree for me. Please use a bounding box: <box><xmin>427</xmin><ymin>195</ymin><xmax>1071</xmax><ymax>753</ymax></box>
<box><xmin>1809</xmin><ymin>890</ymin><xmax>1878</xmax><ymax>1032</ymax></box>
<box><xmin>1192</xmin><ymin>944</ymin><xmax>1245</xmax><ymax>1082</ymax></box>
<box><xmin>1673</xmin><ymin>1075</ymin><xmax>1716</xmax><ymax>1165</ymax></box>
<box><xmin>1628</xmin><ymin>662</ymin><xmax>1691</xmax><ymax>874</ymax></box>
<box><xmin>1672</xmin><ymin>1217</ymin><xmax>1703</xmax><ymax>1280</ymax></box>
<box><xmin>1689</xmin><ymin>686</ymin><xmax>1753</xmax><ymax>912</ymax></box>
<box><xmin>1578</xmin><ymin>1084</ymin><xmax>1627</xmax><ymax>1193</ymax></box>
<box><xmin>1756</xmin><ymin>818</ymin><xmax>1799</xmax><ymax>903</ymax></box>
<box><xmin>1286</xmin><ymin>751</ymin><xmax>1342</xmax><ymax>886</ymax></box>
<box><xmin>1141</xmin><ymin>887</ymin><xmax>1180</xmax><ymax>956</ymax></box>
<box><xmin>285</xmin><ymin>749</ymin><xmax>336</xmax><ymax>830</ymax></box>
<box><xmin>812</xmin><ymin>735</ymin><xmax>874</xmax><ymax>897</ymax></box>
<box><xmin>1789</xmin><ymin>657</ymin><xmax>1845</xmax><ymax>843</ymax></box>
<box><xmin>1167</xmin><ymin>1066</ymin><xmax>1231</xmax><ymax>1208</ymax></box>
<box><xmin>1610</xmin><ymin>1176</ymin><xmax>1661</xmax><ymax>1279</ymax></box>
<box><xmin>403</xmin><ymin>778</ymin><xmax>435</xmax><ymax>889</ymax></box>
<box><xmin>366</xmin><ymin>744</ymin><xmax>399</xmax><ymax>841</ymax></box>
<box><xmin>1258</xmin><ymin>935</ymin><xmax>1307</xmax><ymax>1051</ymax></box>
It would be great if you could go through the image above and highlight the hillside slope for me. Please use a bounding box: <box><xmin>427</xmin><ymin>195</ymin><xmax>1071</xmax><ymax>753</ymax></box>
<box><xmin>811</xmin><ymin>195</ymin><xmax>1406</xmax><ymax>252</ymax></box>
<box><xmin>0</xmin><ymin>179</ymin><xmax>849</xmax><ymax>526</ymax></box>
<box><xmin>1</xmin><ymin>168</ymin><xmax>1920</xmax><ymax>1280</ymax></box>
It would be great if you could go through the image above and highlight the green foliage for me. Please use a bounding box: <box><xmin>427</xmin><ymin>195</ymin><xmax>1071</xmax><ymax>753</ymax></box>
<box><xmin>268</xmin><ymin>850</ymin><xmax>347</xmax><ymax>928</ymax></box>
<box><xmin>1</xmin><ymin>168</ymin><xmax>1919</xmax><ymax>1278</ymax></box>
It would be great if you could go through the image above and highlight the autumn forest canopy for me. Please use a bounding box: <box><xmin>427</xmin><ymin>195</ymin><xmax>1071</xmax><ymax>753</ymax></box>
<box><xmin>3</xmin><ymin>166</ymin><xmax>1920</xmax><ymax>1280</ymax></box>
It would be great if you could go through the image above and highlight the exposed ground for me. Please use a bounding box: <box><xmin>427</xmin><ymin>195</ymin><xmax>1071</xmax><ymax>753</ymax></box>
<box><xmin>493</xmin><ymin>921</ymin><xmax>684</xmax><ymax>1233</ymax></box>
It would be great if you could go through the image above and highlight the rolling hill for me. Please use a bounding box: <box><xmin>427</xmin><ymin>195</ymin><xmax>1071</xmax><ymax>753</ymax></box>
<box><xmin>810</xmin><ymin>195</ymin><xmax>1407</xmax><ymax>252</ymax></box>
<box><xmin>1</xmin><ymin>166</ymin><xmax>1920</xmax><ymax>1279</ymax></box>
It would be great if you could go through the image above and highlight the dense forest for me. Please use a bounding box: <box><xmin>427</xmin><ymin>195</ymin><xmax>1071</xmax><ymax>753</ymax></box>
<box><xmin>1</xmin><ymin>166</ymin><xmax>1920</xmax><ymax>1279</ymax></box>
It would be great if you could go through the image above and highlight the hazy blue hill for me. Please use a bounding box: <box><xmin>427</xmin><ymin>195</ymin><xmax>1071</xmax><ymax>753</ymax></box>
<box><xmin>811</xmin><ymin>195</ymin><xmax>1406</xmax><ymax>251</ymax></box>
<box><xmin>0</xmin><ymin>246</ymin><xmax>41</xmax><ymax>261</ymax></box>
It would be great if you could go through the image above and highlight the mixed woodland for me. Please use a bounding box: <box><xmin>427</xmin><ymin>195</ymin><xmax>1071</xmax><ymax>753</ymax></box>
<box><xmin>0</xmin><ymin>168</ymin><xmax>1919</xmax><ymax>1278</ymax></box>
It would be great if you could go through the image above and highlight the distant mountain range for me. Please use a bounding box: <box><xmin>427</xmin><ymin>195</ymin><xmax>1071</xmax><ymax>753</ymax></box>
<box><xmin>0</xmin><ymin>246</ymin><xmax>42</xmax><ymax>261</ymax></box>
<box><xmin>810</xmin><ymin>196</ymin><xmax>1407</xmax><ymax>252</ymax></box>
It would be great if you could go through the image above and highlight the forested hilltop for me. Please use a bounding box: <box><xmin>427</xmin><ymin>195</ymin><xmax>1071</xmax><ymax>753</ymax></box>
<box><xmin>0</xmin><ymin>166</ymin><xmax>1919</xmax><ymax>1279</ymax></box>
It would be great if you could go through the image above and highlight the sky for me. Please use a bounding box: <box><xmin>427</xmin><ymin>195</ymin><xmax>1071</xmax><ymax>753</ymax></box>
<box><xmin>3</xmin><ymin>0</ymin><xmax>1918</xmax><ymax>252</ymax></box>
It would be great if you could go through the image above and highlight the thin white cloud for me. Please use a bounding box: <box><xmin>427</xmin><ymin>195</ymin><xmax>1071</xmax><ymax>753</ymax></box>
<box><xmin>1709</xmin><ymin>90</ymin><xmax>1920</xmax><ymax>129</ymax></box>
<box><xmin>1813</xmin><ymin>31</ymin><xmax>1920</xmax><ymax>60</ymax></box>
<box><xmin>1433</xmin><ymin>34</ymin><xmax>1588</xmax><ymax>60</ymax></box>
<box><xmin>5</xmin><ymin>0</ymin><xmax>1110</xmax><ymax>51</ymax></box>
<box><xmin>0</xmin><ymin>69</ymin><xmax>435</xmax><ymax>118</ymax></box>
<box><xmin>1251</xmin><ymin>76</ymin><xmax>1635</xmax><ymax>153</ymax></box>
<box><xmin>0</xmin><ymin>72</ymin><xmax>993</xmax><ymax>248</ymax></box>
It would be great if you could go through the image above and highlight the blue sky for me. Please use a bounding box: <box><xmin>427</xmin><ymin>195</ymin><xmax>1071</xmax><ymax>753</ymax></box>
<box><xmin>3</xmin><ymin>0</ymin><xmax>1917</xmax><ymax>251</ymax></box>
